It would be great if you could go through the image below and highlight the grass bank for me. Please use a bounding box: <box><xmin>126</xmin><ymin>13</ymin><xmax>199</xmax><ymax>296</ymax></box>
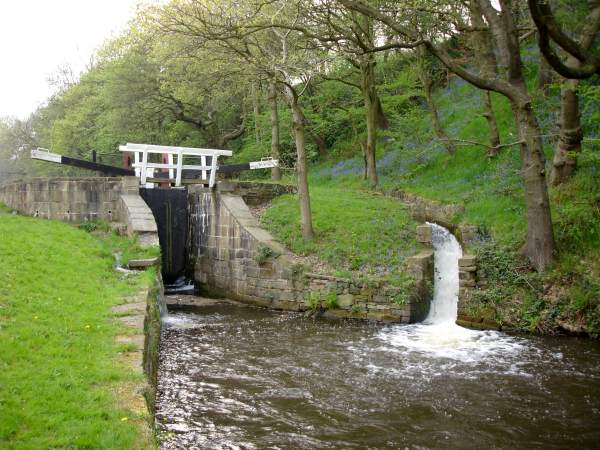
<box><xmin>260</xmin><ymin>185</ymin><xmax>418</xmax><ymax>286</ymax></box>
<box><xmin>0</xmin><ymin>206</ymin><xmax>157</xmax><ymax>449</ymax></box>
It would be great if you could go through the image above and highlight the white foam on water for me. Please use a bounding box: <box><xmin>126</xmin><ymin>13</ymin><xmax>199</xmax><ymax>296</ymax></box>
<box><xmin>162</xmin><ymin>314</ymin><xmax>202</xmax><ymax>329</ymax></box>
<box><xmin>378</xmin><ymin>323</ymin><xmax>527</xmax><ymax>363</ymax></box>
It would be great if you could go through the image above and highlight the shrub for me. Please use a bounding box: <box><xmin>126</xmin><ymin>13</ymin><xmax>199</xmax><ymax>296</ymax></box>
<box><xmin>324</xmin><ymin>291</ymin><xmax>338</xmax><ymax>309</ymax></box>
<box><xmin>254</xmin><ymin>244</ymin><xmax>279</xmax><ymax>265</ymax></box>
<box><xmin>306</xmin><ymin>292</ymin><xmax>321</xmax><ymax>310</ymax></box>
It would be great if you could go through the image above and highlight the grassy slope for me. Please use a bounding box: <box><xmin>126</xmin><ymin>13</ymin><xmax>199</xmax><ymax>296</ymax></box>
<box><xmin>400</xmin><ymin>85</ymin><xmax>527</xmax><ymax>245</ymax></box>
<box><xmin>261</xmin><ymin>185</ymin><xmax>418</xmax><ymax>284</ymax></box>
<box><xmin>0</xmin><ymin>208</ymin><xmax>156</xmax><ymax>449</ymax></box>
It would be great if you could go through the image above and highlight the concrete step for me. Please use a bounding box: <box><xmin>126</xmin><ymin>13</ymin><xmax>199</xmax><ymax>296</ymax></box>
<box><xmin>128</xmin><ymin>258</ymin><xmax>159</xmax><ymax>270</ymax></box>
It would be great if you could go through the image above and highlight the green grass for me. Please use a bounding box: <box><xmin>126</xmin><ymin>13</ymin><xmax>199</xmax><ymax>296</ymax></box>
<box><xmin>101</xmin><ymin>231</ymin><xmax>160</xmax><ymax>267</ymax></box>
<box><xmin>401</xmin><ymin>145</ymin><xmax>527</xmax><ymax>246</ymax></box>
<box><xmin>392</xmin><ymin>83</ymin><xmax>533</xmax><ymax>245</ymax></box>
<box><xmin>0</xmin><ymin>208</ymin><xmax>156</xmax><ymax>449</ymax></box>
<box><xmin>260</xmin><ymin>185</ymin><xmax>418</xmax><ymax>282</ymax></box>
<box><xmin>77</xmin><ymin>220</ymin><xmax>160</xmax><ymax>266</ymax></box>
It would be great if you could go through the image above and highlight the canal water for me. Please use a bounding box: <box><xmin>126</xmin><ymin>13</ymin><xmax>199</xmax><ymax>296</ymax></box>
<box><xmin>155</xmin><ymin>225</ymin><xmax>600</xmax><ymax>449</ymax></box>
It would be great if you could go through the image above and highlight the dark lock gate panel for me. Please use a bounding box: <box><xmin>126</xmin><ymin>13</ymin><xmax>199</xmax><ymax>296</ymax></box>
<box><xmin>139</xmin><ymin>187</ymin><xmax>189</xmax><ymax>283</ymax></box>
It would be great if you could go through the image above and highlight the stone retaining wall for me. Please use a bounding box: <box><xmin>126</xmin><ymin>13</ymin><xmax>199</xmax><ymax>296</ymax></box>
<box><xmin>188</xmin><ymin>187</ymin><xmax>433</xmax><ymax>322</ymax></box>
<box><xmin>218</xmin><ymin>180</ymin><xmax>297</xmax><ymax>206</ymax></box>
<box><xmin>391</xmin><ymin>190</ymin><xmax>463</xmax><ymax>231</ymax></box>
<box><xmin>392</xmin><ymin>191</ymin><xmax>481</xmax><ymax>246</ymax></box>
<box><xmin>456</xmin><ymin>254</ymin><xmax>500</xmax><ymax>330</ymax></box>
<box><xmin>0</xmin><ymin>177</ymin><xmax>123</xmax><ymax>221</ymax></box>
<box><xmin>142</xmin><ymin>272</ymin><xmax>165</xmax><ymax>414</ymax></box>
<box><xmin>0</xmin><ymin>176</ymin><xmax>158</xmax><ymax>247</ymax></box>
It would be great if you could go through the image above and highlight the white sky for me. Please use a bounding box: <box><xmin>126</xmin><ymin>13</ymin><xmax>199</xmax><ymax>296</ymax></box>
<box><xmin>0</xmin><ymin>0</ymin><xmax>142</xmax><ymax>119</ymax></box>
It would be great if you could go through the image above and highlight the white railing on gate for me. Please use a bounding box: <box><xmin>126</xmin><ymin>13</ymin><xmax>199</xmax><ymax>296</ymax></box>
<box><xmin>119</xmin><ymin>143</ymin><xmax>233</xmax><ymax>188</ymax></box>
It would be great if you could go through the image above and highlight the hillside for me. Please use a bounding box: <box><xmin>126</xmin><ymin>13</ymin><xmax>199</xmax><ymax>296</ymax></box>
<box><xmin>239</xmin><ymin>70</ymin><xmax>600</xmax><ymax>336</ymax></box>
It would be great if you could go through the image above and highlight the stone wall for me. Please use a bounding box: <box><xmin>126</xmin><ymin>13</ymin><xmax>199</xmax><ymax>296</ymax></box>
<box><xmin>0</xmin><ymin>177</ymin><xmax>123</xmax><ymax>221</ymax></box>
<box><xmin>143</xmin><ymin>272</ymin><xmax>165</xmax><ymax>414</ymax></box>
<box><xmin>0</xmin><ymin>176</ymin><xmax>159</xmax><ymax>247</ymax></box>
<box><xmin>456</xmin><ymin>254</ymin><xmax>500</xmax><ymax>330</ymax></box>
<box><xmin>188</xmin><ymin>187</ymin><xmax>433</xmax><ymax>323</ymax></box>
<box><xmin>391</xmin><ymin>190</ymin><xmax>464</xmax><ymax>231</ymax></box>
<box><xmin>218</xmin><ymin>180</ymin><xmax>297</xmax><ymax>206</ymax></box>
<box><xmin>392</xmin><ymin>191</ymin><xmax>482</xmax><ymax>246</ymax></box>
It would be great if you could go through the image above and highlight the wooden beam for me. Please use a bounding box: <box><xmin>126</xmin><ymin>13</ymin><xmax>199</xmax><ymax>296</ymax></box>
<box><xmin>31</xmin><ymin>149</ymin><xmax>135</xmax><ymax>176</ymax></box>
<box><xmin>62</xmin><ymin>156</ymin><xmax>135</xmax><ymax>176</ymax></box>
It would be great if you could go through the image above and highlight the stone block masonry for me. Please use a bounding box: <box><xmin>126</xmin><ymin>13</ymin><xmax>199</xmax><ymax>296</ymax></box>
<box><xmin>188</xmin><ymin>187</ymin><xmax>433</xmax><ymax>323</ymax></box>
<box><xmin>456</xmin><ymin>254</ymin><xmax>500</xmax><ymax>330</ymax></box>
<box><xmin>217</xmin><ymin>180</ymin><xmax>297</xmax><ymax>206</ymax></box>
<box><xmin>391</xmin><ymin>190</ymin><xmax>464</xmax><ymax>231</ymax></box>
<box><xmin>0</xmin><ymin>177</ymin><xmax>159</xmax><ymax>247</ymax></box>
<box><xmin>0</xmin><ymin>177</ymin><xmax>123</xmax><ymax>222</ymax></box>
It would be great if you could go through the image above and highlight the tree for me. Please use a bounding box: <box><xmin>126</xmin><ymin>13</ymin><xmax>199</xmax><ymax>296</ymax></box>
<box><xmin>0</xmin><ymin>117</ymin><xmax>35</xmax><ymax>180</ymax></box>
<box><xmin>341</xmin><ymin>0</ymin><xmax>556</xmax><ymax>271</ymax></box>
<box><xmin>267</xmin><ymin>79</ymin><xmax>282</xmax><ymax>181</ymax></box>
<box><xmin>415</xmin><ymin>46</ymin><xmax>456</xmax><ymax>155</ymax></box>
<box><xmin>529</xmin><ymin>0</ymin><xmax>600</xmax><ymax>79</ymax></box>
<box><xmin>0</xmin><ymin>112</ymin><xmax>69</xmax><ymax>180</ymax></box>
<box><xmin>528</xmin><ymin>0</ymin><xmax>600</xmax><ymax>185</ymax></box>
<box><xmin>99</xmin><ymin>28</ymin><xmax>247</xmax><ymax>150</ymax></box>
<box><xmin>154</xmin><ymin>0</ymin><xmax>316</xmax><ymax>239</ymax></box>
<box><xmin>467</xmin><ymin>0</ymin><xmax>501</xmax><ymax>154</ymax></box>
<box><xmin>30</xmin><ymin>18</ymin><xmax>250</xmax><ymax>170</ymax></box>
<box><xmin>269</xmin><ymin>0</ymin><xmax>390</xmax><ymax>187</ymax></box>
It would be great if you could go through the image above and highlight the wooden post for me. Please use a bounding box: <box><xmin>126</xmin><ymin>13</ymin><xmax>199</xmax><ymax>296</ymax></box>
<box><xmin>209</xmin><ymin>155</ymin><xmax>218</xmax><ymax>188</ymax></box>
<box><xmin>175</xmin><ymin>149</ymin><xmax>183</xmax><ymax>187</ymax></box>
<box><xmin>201</xmin><ymin>155</ymin><xmax>207</xmax><ymax>180</ymax></box>
<box><xmin>134</xmin><ymin>150</ymin><xmax>141</xmax><ymax>179</ymax></box>
<box><xmin>168</xmin><ymin>154</ymin><xmax>174</xmax><ymax>181</ymax></box>
<box><xmin>140</xmin><ymin>147</ymin><xmax>148</xmax><ymax>185</ymax></box>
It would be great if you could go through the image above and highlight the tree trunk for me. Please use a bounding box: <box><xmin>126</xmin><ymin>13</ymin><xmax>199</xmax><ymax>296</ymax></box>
<box><xmin>537</xmin><ymin>56</ymin><xmax>552</xmax><ymax>97</ymax></box>
<box><xmin>483</xmin><ymin>91</ymin><xmax>501</xmax><ymax>156</ymax></box>
<box><xmin>252</xmin><ymin>82</ymin><xmax>261</xmax><ymax>144</ymax></box>
<box><xmin>494</xmin><ymin>0</ymin><xmax>555</xmax><ymax>270</ymax></box>
<box><xmin>469</xmin><ymin>0</ymin><xmax>502</xmax><ymax>152</ymax></box>
<box><xmin>375</xmin><ymin>96</ymin><xmax>389</xmax><ymax>130</ymax></box>
<box><xmin>268</xmin><ymin>81</ymin><xmax>282</xmax><ymax>181</ymax></box>
<box><xmin>288</xmin><ymin>89</ymin><xmax>314</xmax><ymax>240</ymax></box>
<box><xmin>546</xmin><ymin>2</ymin><xmax>600</xmax><ymax>185</ymax></box>
<box><xmin>423</xmin><ymin>78</ymin><xmax>456</xmax><ymax>155</ymax></box>
<box><xmin>549</xmin><ymin>79</ymin><xmax>583</xmax><ymax>185</ymax></box>
<box><xmin>309</xmin><ymin>129</ymin><xmax>328</xmax><ymax>158</ymax></box>
<box><xmin>360</xmin><ymin>140</ymin><xmax>368</xmax><ymax>180</ymax></box>
<box><xmin>361</xmin><ymin>57</ymin><xmax>379</xmax><ymax>187</ymax></box>
<box><xmin>416</xmin><ymin>46</ymin><xmax>456</xmax><ymax>155</ymax></box>
<box><xmin>513</xmin><ymin>99</ymin><xmax>556</xmax><ymax>271</ymax></box>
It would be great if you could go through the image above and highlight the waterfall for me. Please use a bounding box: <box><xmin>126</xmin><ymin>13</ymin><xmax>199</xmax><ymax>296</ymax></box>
<box><xmin>425</xmin><ymin>222</ymin><xmax>462</xmax><ymax>324</ymax></box>
<box><xmin>377</xmin><ymin>222</ymin><xmax>526</xmax><ymax>361</ymax></box>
